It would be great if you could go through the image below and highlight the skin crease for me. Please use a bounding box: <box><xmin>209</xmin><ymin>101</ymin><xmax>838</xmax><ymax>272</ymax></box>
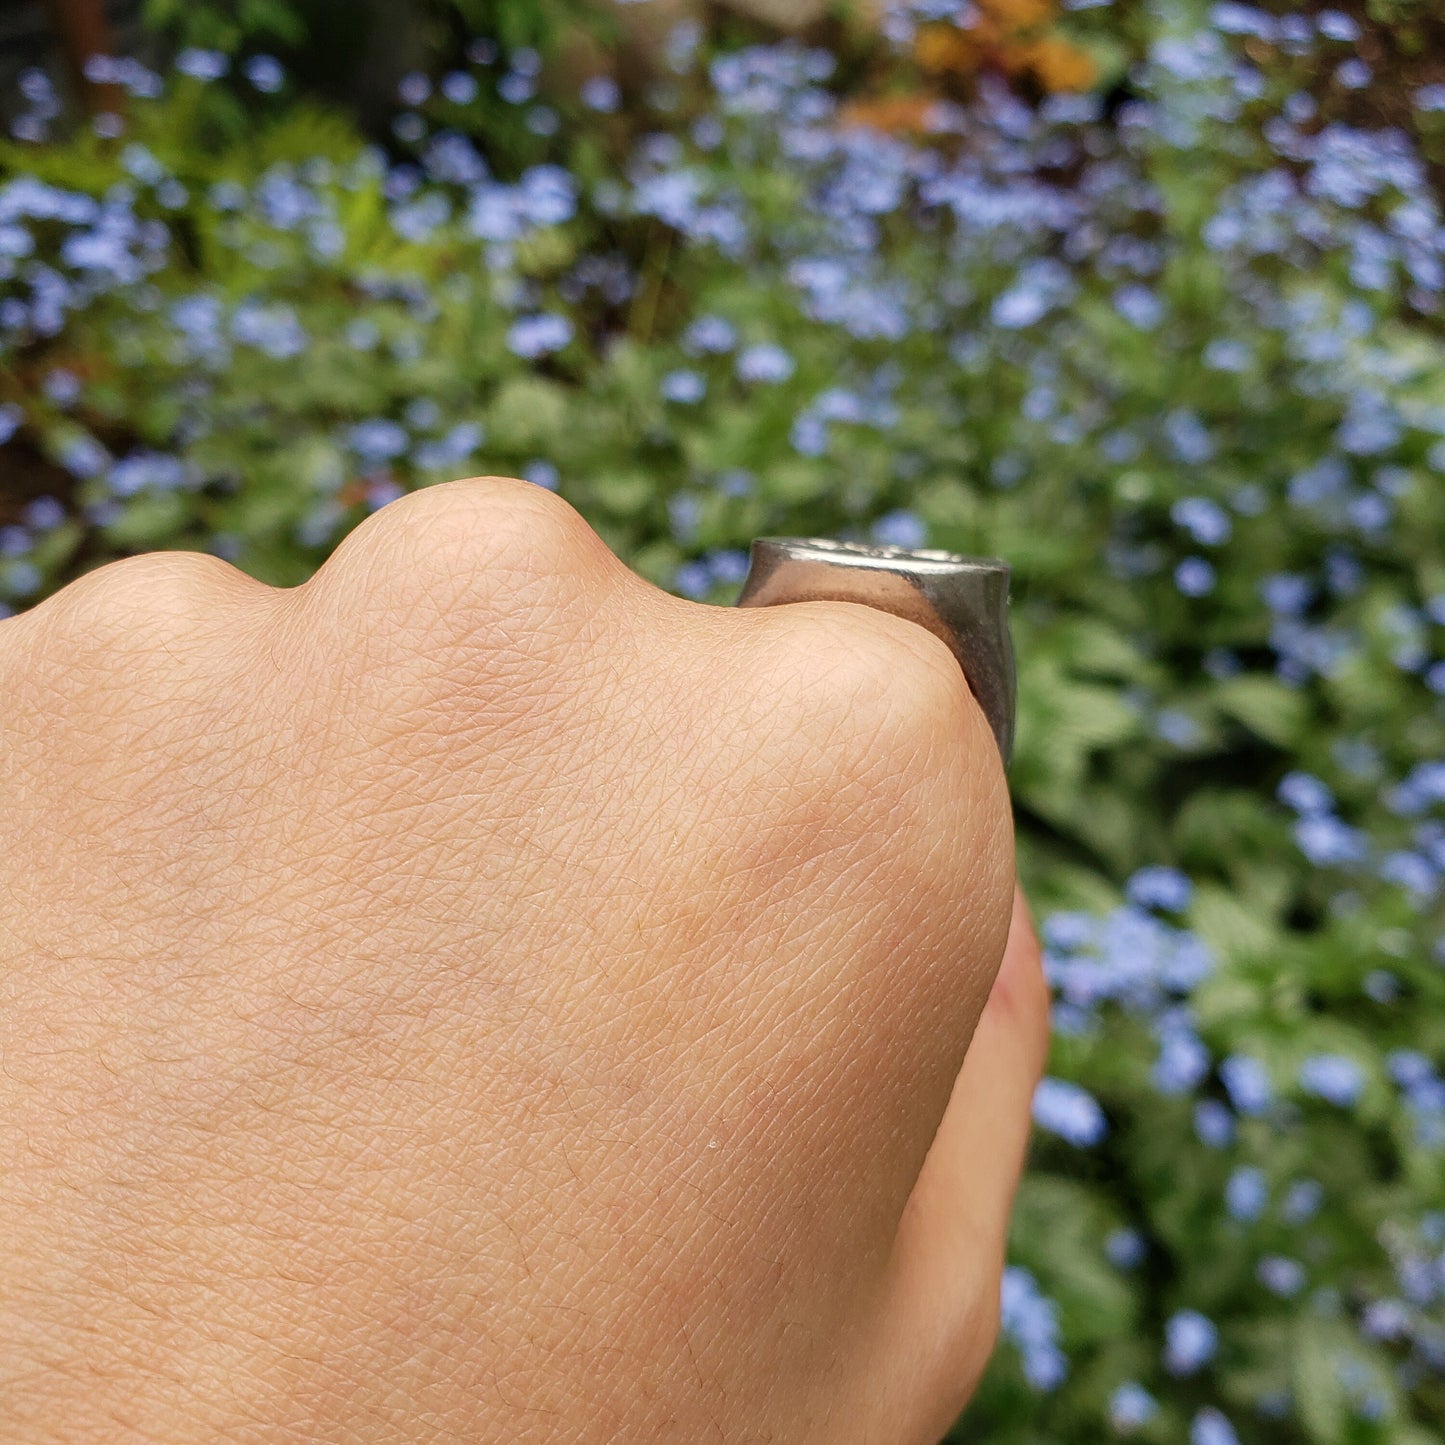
<box><xmin>0</xmin><ymin>477</ymin><xmax>1049</xmax><ymax>1443</ymax></box>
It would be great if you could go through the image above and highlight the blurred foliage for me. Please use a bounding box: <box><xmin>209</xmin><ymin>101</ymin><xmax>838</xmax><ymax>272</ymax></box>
<box><xmin>2</xmin><ymin>0</ymin><xmax>1444</xmax><ymax>1441</ymax></box>
<box><xmin>143</xmin><ymin>0</ymin><xmax>308</xmax><ymax>53</ymax></box>
<box><xmin>141</xmin><ymin>0</ymin><xmax>590</xmax><ymax>56</ymax></box>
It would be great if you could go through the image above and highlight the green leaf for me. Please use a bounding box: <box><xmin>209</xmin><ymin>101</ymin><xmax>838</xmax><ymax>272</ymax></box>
<box><xmin>1213</xmin><ymin>675</ymin><xmax>1309</xmax><ymax>747</ymax></box>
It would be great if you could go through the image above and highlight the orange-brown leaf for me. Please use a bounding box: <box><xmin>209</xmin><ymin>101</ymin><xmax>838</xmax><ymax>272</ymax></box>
<box><xmin>838</xmin><ymin>94</ymin><xmax>944</xmax><ymax>134</ymax></box>
<box><xmin>915</xmin><ymin>23</ymin><xmax>984</xmax><ymax>75</ymax></box>
<box><xmin>1018</xmin><ymin>35</ymin><xmax>1098</xmax><ymax>92</ymax></box>
<box><xmin>978</xmin><ymin>0</ymin><xmax>1057</xmax><ymax>34</ymax></box>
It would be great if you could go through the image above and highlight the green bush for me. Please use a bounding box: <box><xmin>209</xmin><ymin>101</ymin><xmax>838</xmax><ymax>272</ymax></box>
<box><xmin>1</xmin><ymin>1</ymin><xmax>1442</xmax><ymax>1440</ymax></box>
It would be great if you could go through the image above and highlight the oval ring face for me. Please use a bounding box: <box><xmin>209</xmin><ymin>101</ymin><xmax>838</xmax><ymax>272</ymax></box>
<box><xmin>735</xmin><ymin>537</ymin><xmax>1016</xmax><ymax>766</ymax></box>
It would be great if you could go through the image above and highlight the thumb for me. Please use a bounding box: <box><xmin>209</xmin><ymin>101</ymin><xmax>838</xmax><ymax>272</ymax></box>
<box><xmin>873</xmin><ymin>886</ymin><xmax>1051</xmax><ymax>1439</ymax></box>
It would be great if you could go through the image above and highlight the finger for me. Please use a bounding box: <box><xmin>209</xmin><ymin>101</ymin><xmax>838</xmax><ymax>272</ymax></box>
<box><xmin>874</xmin><ymin>886</ymin><xmax>1050</xmax><ymax>1433</ymax></box>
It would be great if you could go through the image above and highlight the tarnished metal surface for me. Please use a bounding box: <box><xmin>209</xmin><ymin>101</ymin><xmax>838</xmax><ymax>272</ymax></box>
<box><xmin>735</xmin><ymin>538</ymin><xmax>1016</xmax><ymax>765</ymax></box>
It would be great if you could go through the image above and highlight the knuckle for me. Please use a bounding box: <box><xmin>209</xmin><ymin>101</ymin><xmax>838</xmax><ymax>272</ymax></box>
<box><xmin>304</xmin><ymin>477</ymin><xmax>620</xmax><ymax>640</ymax></box>
<box><xmin>760</xmin><ymin>601</ymin><xmax>981</xmax><ymax>787</ymax></box>
<box><xmin>34</xmin><ymin>551</ymin><xmax>266</xmax><ymax>651</ymax></box>
<box><xmin>740</xmin><ymin>600</ymin><xmax>1012</xmax><ymax>956</ymax></box>
<box><xmin>395</xmin><ymin>475</ymin><xmax>597</xmax><ymax>580</ymax></box>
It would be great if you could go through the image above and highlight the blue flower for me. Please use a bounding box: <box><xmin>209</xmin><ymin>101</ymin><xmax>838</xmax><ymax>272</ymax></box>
<box><xmin>1126</xmin><ymin>865</ymin><xmax>1193</xmax><ymax>913</ymax></box>
<box><xmin>992</xmin><ymin>259</ymin><xmax>1073</xmax><ymax>329</ymax></box>
<box><xmin>1194</xmin><ymin>1100</ymin><xmax>1235</xmax><ymax>1149</ymax></box>
<box><xmin>709</xmin><ymin>549</ymin><xmax>749</xmax><ymax>586</ymax></box>
<box><xmin>397</xmin><ymin>71</ymin><xmax>431</xmax><ymax>107</ymax></box>
<box><xmin>403</xmin><ymin>398</ymin><xmax>441</xmax><ymax>431</ymax></box>
<box><xmin>1261</xmin><ymin>574</ymin><xmax>1312</xmax><ymax>616</ymax></box>
<box><xmin>1299</xmin><ymin>1054</ymin><xmax>1365</xmax><ymax>1107</ymax></box>
<box><xmin>1294</xmin><ymin>815</ymin><xmax>1368</xmax><ymax>867</ymax></box>
<box><xmin>498</xmin><ymin>72</ymin><xmax>535</xmax><ymax>105</ymax></box>
<box><xmin>58</xmin><ymin>434</ymin><xmax>109</xmax><ymax>478</ymax></box>
<box><xmin>1175</xmin><ymin>557</ymin><xmax>1217</xmax><ymax>596</ymax></box>
<box><xmin>1221</xmin><ymin>1055</ymin><xmax>1272</xmax><ymax>1115</ymax></box>
<box><xmin>1172</xmin><ymin>497</ymin><xmax>1232</xmax><ymax>546</ymax></box>
<box><xmin>1335</xmin><ymin>59</ymin><xmax>1372</xmax><ymax>91</ymax></box>
<box><xmin>506</xmin><ymin>313</ymin><xmax>573</xmax><ymax>359</ymax></box>
<box><xmin>1154</xmin><ymin>1026</ymin><xmax>1210</xmax><ymax>1095</ymax></box>
<box><xmin>0</xmin><ymin>223</ymin><xmax>33</xmax><ymax>261</ymax></box>
<box><xmin>44</xmin><ymin>367</ymin><xmax>82</xmax><ymax>407</ymax></box>
<box><xmin>23</xmin><ymin>496</ymin><xmax>63</xmax><ymax>531</ymax></box>
<box><xmin>1347</xmin><ymin>491</ymin><xmax>1391</xmax><ymax>532</ymax></box>
<box><xmin>1225</xmin><ymin>1165</ymin><xmax>1267</xmax><ymax>1223</ymax></box>
<box><xmin>345</xmin><ymin>318</ymin><xmax>379</xmax><ymax>352</ymax></box>
<box><xmin>243</xmin><ymin>55</ymin><xmax>284</xmax><ymax>94</ymax></box>
<box><xmin>1113</xmin><ymin>284</ymin><xmax>1162</xmax><ymax>329</ymax></box>
<box><xmin>1000</xmin><ymin>1267</ymin><xmax>1068</xmax><ymax>1391</ymax></box>
<box><xmin>1317</xmin><ymin>10</ymin><xmax>1360</xmax><ymax>42</ymax></box>
<box><xmin>791</xmin><ymin>414</ymin><xmax>828</xmax><ymax>457</ymax></box>
<box><xmin>1283</xmin><ymin>1179</ymin><xmax>1324</xmax><ymax>1223</ymax></box>
<box><xmin>2</xmin><ymin>560</ymin><xmax>41</xmax><ymax>597</ymax></box>
<box><xmin>581</xmin><ymin>75</ymin><xmax>620</xmax><ymax>113</ymax></box>
<box><xmin>1164</xmin><ymin>1310</ymin><xmax>1218</xmax><ymax>1375</ymax></box>
<box><xmin>441</xmin><ymin>71</ymin><xmax>478</xmax><ymax>105</ymax></box>
<box><xmin>1190</xmin><ymin>1407</ymin><xmax>1241</xmax><ymax>1445</ymax></box>
<box><xmin>366</xmin><ymin>479</ymin><xmax>404</xmax><ymax>511</ymax></box>
<box><xmin>1164</xmin><ymin>409</ymin><xmax>1216</xmax><ymax>464</ymax></box>
<box><xmin>391</xmin><ymin>193</ymin><xmax>450</xmax><ymax>242</ymax></box>
<box><xmin>1363</xmin><ymin>968</ymin><xmax>1399</xmax><ymax>1003</ymax></box>
<box><xmin>1387</xmin><ymin>1050</ymin><xmax>1434</xmax><ymax>1090</ymax></box>
<box><xmin>1210</xmin><ymin>3</ymin><xmax>1274</xmax><ymax>37</ymax></box>
<box><xmin>107</xmin><ymin>451</ymin><xmax>190</xmax><ymax>496</ymax></box>
<box><xmin>1204</xmin><ymin>338</ymin><xmax>1251</xmax><ymax>372</ymax></box>
<box><xmin>1338</xmin><ymin>393</ymin><xmax>1403</xmax><ymax>456</ymax></box>
<box><xmin>661</xmin><ymin>369</ymin><xmax>706</xmax><ymax>403</ymax></box>
<box><xmin>1033</xmin><ymin>1078</ymin><xmax>1108</xmax><ymax>1146</ymax></box>
<box><xmin>632</xmin><ymin>167</ymin><xmax>704</xmax><ymax>230</ymax></box>
<box><xmin>683</xmin><ymin>315</ymin><xmax>736</xmax><ymax>354</ymax></box>
<box><xmin>232</xmin><ymin>301</ymin><xmax>308</xmax><ymax>359</ymax></box>
<box><xmin>1109</xmin><ymin>1382</ymin><xmax>1157</xmax><ymax>1432</ymax></box>
<box><xmin>519</xmin><ymin>166</ymin><xmax>579</xmax><ymax>226</ymax></box>
<box><xmin>1258</xmin><ymin>1255</ymin><xmax>1306</xmax><ymax>1297</ymax></box>
<box><xmin>295</xmin><ymin>503</ymin><xmax>342</xmax><ymax>549</ymax></box>
<box><xmin>176</xmin><ymin>48</ymin><xmax>228</xmax><ymax>82</ymax></box>
<box><xmin>424</xmin><ymin>135</ymin><xmax>486</xmax><ymax>185</ymax></box>
<box><xmin>523</xmin><ymin>460</ymin><xmax>560</xmax><ymax>491</ymax></box>
<box><xmin>736</xmin><ymin>343</ymin><xmax>795</xmax><ymax>384</ymax></box>
<box><xmin>675</xmin><ymin>560</ymin><xmax>712</xmax><ymax>599</ymax></box>
<box><xmin>1389</xmin><ymin>762</ymin><xmax>1445</xmax><ymax>815</ymax></box>
<box><xmin>348</xmin><ymin>419</ymin><xmax>408</xmax><ymax>464</ymax></box>
<box><xmin>1360</xmin><ymin>1298</ymin><xmax>1411</xmax><ymax>1341</ymax></box>
<box><xmin>872</xmin><ymin>510</ymin><xmax>926</xmax><ymax>549</ymax></box>
<box><xmin>1105</xmin><ymin>1227</ymin><xmax>1146</xmax><ymax>1270</ymax></box>
<box><xmin>1378</xmin><ymin>848</ymin><xmax>1435</xmax><ymax>899</ymax></box>
<box><xmin>1277</xmin><ymin>771</ymin><xmax>1333</xmax><ymax>815</ymax></box>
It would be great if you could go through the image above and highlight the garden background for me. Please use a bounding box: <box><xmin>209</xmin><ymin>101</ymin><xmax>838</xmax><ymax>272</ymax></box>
<box><xmin>1</xmin><ymin>0</ymin><xmax>1443</xmax><ymax>1439</ymax></box>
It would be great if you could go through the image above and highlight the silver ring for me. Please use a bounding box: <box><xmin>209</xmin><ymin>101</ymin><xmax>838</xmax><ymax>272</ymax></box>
<box><xmin>734</xmin><ymin>537</ymin><xmax>1016</xmax><ymax>766</ymax></box>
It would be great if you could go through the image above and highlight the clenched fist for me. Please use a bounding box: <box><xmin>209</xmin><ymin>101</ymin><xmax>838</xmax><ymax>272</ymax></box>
<box><xmin>0</xmin><ymin>478</ymin><xmax>1047</xmax><ymax>1442</ymax></box>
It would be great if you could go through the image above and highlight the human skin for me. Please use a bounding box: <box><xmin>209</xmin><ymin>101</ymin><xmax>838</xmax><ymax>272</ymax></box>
<box><xmin>0</xmin><ymin>477</ymin><xmax>1048</xmax><ymax>1442</ymax></box>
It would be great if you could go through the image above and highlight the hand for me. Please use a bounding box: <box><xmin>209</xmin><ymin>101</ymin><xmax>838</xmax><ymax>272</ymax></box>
<box><xmin>0</xmin><ymin>478</ymin><xmax>1047</xmax><ymax>1442</ymax></box>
